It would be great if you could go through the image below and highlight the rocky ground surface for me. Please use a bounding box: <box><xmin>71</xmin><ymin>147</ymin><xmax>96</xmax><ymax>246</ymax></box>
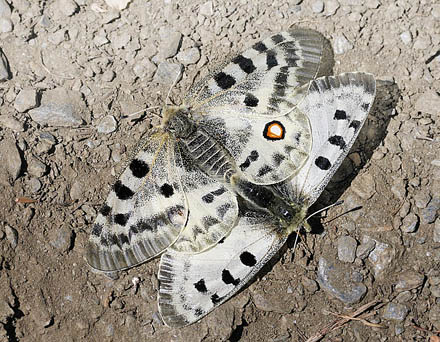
<box><xmin>0</xmin><ymin>0</ymin><xmax>439</xmax><ymax>341</ymax></box>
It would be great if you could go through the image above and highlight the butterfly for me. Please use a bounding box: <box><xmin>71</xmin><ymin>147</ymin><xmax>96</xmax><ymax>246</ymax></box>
<box><xmin>158</xmin><ymin>71</ymin><xmax>376</xmax><ymax>327</ymax></box>
<box><xmin>86</xmin><ymin>28</ymin><xmax>331</xmax><ymax>271</ymax></box>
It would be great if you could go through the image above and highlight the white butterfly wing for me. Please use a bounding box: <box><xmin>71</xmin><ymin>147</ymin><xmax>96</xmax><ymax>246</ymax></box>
<box><xmin>186</xmin><ymin>28</ymin><xmax>324</xmax><ymax>117</ymax></box>
<box><xmin>286</xmin><ymin>72</ymin><xmax>376</xmax><ymax>204</ymax></box>
<box><xmin>86</xmin><ymin>134</ymin><xmax>188</xmax><ymax>271</ymax></box>
<box><xmin>158</xmin><ymin>210</ymin><xmax>285</xmax><ymax>328</ymax></box>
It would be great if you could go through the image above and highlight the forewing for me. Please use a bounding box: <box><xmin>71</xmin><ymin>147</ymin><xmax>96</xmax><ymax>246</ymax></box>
<box><xmin>185</xmin><ymin>28</ymin><xmax>324</xmax><ymax>117</ymax></box>
<box><xmin>158</xmin><ymin>210</ymin><xmax>286</xmax><ymax>328</ymax></box>
<box><xmin>86</xmin><ymin>134</ymin><xmax>188</xmax><ymax>272</ymax></box>
<box><xmin>168</xmin><ymin>142</ymin><xmax>239</xmax><ymax>254</ymax></box>
<box><xmin>282</xmin><ymin>72</ymin><xmax>376</xmax><ymax>204</ymax></box>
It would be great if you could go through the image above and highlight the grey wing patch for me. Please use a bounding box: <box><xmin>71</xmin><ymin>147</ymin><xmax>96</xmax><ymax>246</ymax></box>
<box><xmin>158</xmin><ymin>210</ymin><xmax>286</xmax><ymax>328</ymax></box>
<box><xmin>169</xmin><ymin>145</ymin><xmax>239</xmax><ymax>253</ymax></box>
<box><xmin>285</xmin><ymin>72</ymin><xmax>376</xmax><ymax>204</ymax></box>
<box><xmin>186</xmin><ymin>28</ymin><xmax>324</xmax><ymax>117</ymax></box>
<box><xmin>86</xmin><ymin>135</ymin><xmax>188</xmax><ymax>272</ymax></box>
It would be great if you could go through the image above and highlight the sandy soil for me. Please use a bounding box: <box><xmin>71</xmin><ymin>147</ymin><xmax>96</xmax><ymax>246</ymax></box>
<box><xmin>0</xmin><ymin>0</ymin><xmax>440</xmax><ymax>341</ymax></box>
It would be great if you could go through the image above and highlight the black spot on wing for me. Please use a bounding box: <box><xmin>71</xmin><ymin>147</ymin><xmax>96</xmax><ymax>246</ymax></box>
<box><xmin>114</xmin><ymin>213</ymin><xmax>130</xmax><ymax>226</ymax></box>
<box><xmin>239</xmin><ymin>158</ymin><xmax>251</xmax><ymax>171</ymax></box>
<box><xmin>334</xmin><ymin>109</ymin><xmax>347</xmax><ymax>120</ymax></box>
<box><xmin>271</xmin><ymin>33</ymin><xmax>285</xmax><ymax>44</ymax></box>
<box><xmin>194</xmin><ymin>308</ymin><xmax>204</xmax><ymax>317</ymax></box>
<box><xmin>99</xmin><ymin>204</ymin><xmax>111</xmax><ymax>217</ymax></box>
<box><xmin>203</xmin><ymin>216</ymin><xmax>220</xmax><ymax>227</ymax></box>
<box><xmin>194</xmin><ymin>279</ymin><xmax>208</xmax><ymax>293</ymax></box>
<box><xmin>244</xmin><ymin>94</ymin><xmax>259</xmax><ymax>107</ymax></box>
<box><xmin>232</xmin><ymin>55</ymin><xmax>256</xmax><ymax>74</ymax></box>
<box><xmin>240</xmin><ymin>251</ymin><xmax>257</xmax><ymax>267</ymax></box>
<box><xmin>160</xmin><ymin>183</ymin><xmax>174</xmax><ymax>197</ymax></box>
<box><xmin>250</xmin><ymin>150</ymin><xmax>259</xmax><ymax>161</ymax></box>
<box><xmin>253</xmin><ymin>41</ymin><xmax>267</xmax><ymax>52</ymax></box>
<box><xmin>129</xmin><ymin>159</ymin><xmax>149</xmax><ymax>178</ymax></box>
<box><xmin>214</xmin><ymin>72</ymin><xmax>236</xmax><ymax>89</ymax></box>
<box><xmin>222</xmin><ymin>269</ymin><xmax>240</xmax><ymax>286</ymax></box>
<box><xmin>118</xmin><ymin>234</ymin><xmax>129</xmax><ymax>245</ymax></box>
<box><xmin>212</xmin><ymin>187</ymin><xmax>226</xmax><ymax>196</ymax></box>
<box><xmin>217</xmin><ymin>203</ymin><xmax>232</xmax><ymax>220</ymax></box>
<box><xmin>329</xmin><ymin>135</ymin><xmax>346</xmax><ymax>149</ymax></box>
<box><xmin>240</xmin><ymin>150</ymin><xmax>259</xmax><ymax>171</ymax></box>
<box><xmin>114</xmin><ymin>180</ymin><xmax>134</xmax><ymax>200</ymax></box>
<box><xmin>315</xmin><ymin>156</ymin><xmax>331</xmax><ymax>170</ymax></box>
<box><xmin>130</xmin><ymin>219</ymin><xmax>154</xmax><ymax>235</ymax></box>
<box><xmin>266</xmin><ymin>51</ymin><xmax>278</xmax><ymax>69</ymax></box>
<box><xmin>349</xmin><ymin>120</ymin><xmax>361</xmax><ymax>130</ymax></box>
<box><xmin>361</xmin><ymin>102</ymin><xmax>370</xmax><ymax>111</ymax></box>
<box><xmin>91</xmin><ymin>223</ymin><xmax>103</xmax><ymax>236</ymax></box>
<box><xmin>272</xmin><ymin>153</ymin><xmax>286</xmax><ymax>166</ymax></box>
<box><xmin>211</xmin><ymin>293</ymin><xmax>222</xmax><ymax>304</ymax></box>
<box><xmin>257</xmin><ymin>165</ymin><xmax>273</xmax><ymax>177</ymax></box>
<box><xmin>202</xmin><ymin>193</ymin><xmax>214</xmax><ymax>203</ymax></box>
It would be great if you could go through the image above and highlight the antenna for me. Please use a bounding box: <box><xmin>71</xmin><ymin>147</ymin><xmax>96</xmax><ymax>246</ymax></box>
<box><xmin>165</xmin><ymin>69</ymin><xmax>182</xmax><ymax>106</ymax></box>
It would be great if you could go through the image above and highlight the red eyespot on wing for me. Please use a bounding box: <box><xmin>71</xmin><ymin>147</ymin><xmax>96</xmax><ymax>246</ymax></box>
<box><xmin>263</xmin><ymin>121</ymin><xmax>285</xmax><ymax>140</ymax></box>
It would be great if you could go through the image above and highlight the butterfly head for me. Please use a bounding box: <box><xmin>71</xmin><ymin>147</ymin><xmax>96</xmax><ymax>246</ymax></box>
<box><xmin>161</xmin><ymin>105</ymin><xmax>195</xmax><ymax>138</ymax></box>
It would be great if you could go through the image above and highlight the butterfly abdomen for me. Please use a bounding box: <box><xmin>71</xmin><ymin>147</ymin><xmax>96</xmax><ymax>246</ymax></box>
<box><xmin>179</xmin><ymin>125</ymin><xmax>236</xmax><ymax>181</ymax></box>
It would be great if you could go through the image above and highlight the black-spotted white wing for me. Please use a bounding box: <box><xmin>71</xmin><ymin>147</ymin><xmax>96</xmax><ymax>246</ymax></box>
<box><xmin>157</xmin><ymin>72</ymin><xmax>376</xmax><ymax>327</ymax></box>
<box><xmin>86</xmin><ymin>134</ymin><xmax>239</xmax><ymax>271</ymax></box>
<box><xmin>182</xmin><ymin>29</ymin><xmax>325</xmax><ymax>185</ymax></box>
<box><xmin>185</xmin><ymin>28</ymin><xmax>324</xmax><ymax>116</ymax></box>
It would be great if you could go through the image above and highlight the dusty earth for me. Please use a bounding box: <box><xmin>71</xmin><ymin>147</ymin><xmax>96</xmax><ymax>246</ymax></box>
<box><xmin>0</xmin><ymin>0</ymin><xmax>439</xmax><ymax>341</ymax></box>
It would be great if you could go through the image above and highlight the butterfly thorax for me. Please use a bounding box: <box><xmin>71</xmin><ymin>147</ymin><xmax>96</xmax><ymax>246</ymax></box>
<box><xmin>161</xmin><ymin>105</ymin><xmax>196</xmax><ymax>139</ymax></box>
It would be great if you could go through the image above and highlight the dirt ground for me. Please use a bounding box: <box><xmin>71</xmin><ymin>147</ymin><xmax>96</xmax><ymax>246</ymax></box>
<box><xmin>0</xmin><ymin>0</ymin><xmax>439</xmax><ymax>341</ymax></box>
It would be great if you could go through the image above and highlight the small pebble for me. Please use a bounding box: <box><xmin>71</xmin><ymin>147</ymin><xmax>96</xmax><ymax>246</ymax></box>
<box><xmin>14</xmin><ymin>88</ymin><xmax>38</xmax><ymax>113</ymax></box>
<box><xmin>325</xmin><ymin>0</ymin><xmax>340</xmax><ymax>15</ymax></box>
<box><xmin>337</xmin><ymin>236</ymin><xmax>357</xmax><ymax>263</ymax></box>
<box><xmin>177</xmin><ymin>47</ymin><xmax>201</xmax><ymax>65</ymax></box>
<box><xmin>400</xmin><ymin>213</ymin><xmax>419</xmax><ymax>233</ymax></box>
<box><xmin>28</xmin><ymin>88</ymin><xmax>84</xmax><ymax>127</ymax></box>
<box><xmin>422</xmin><ymin>198</ymin><xmax>440</xmax><ymax>224</ymax></box>
<box><xmin>415</xmin><ymin>90</ymin><xmax>440</xmax><ymax>115</ymax></box>
<box><xmin>435</xmin><ymin>219</ymin><xmax>440</xmax><ymax>243</ymax></box>
<box><xmin>158</xmin><ymin>31</ymin><xmax>183</xmax><ymax>59</ymax></box>
<box><xmin>102</xmin><ymin>70</ymin><xmax>116</xmax><ymax>82</ymax></box>
<box><xmin>97</xmin><ymin>115</ymin><xmax>117</xmax><ymax>134</ymax></box>
<box><xmin>394</xmin><ymin>271</ymin><xmax>424</xmax><ymax>292</ymax></box>
<box><xmin>50</xmin><ymin>225</ymin><xmax>73</xmax><ymax>252</ymax></box>
<box><xmin>311</xmin><ymin>0</ymin><xmax>324</xmax><ymax>13</ymax></box>
<box><xmin>56</xmin><ymin>0</ymin><xmax>78</xmax><ymax>16</ymax></box>
<box><xmin>29</xmin><ymin>178</ymin><xmax>42</xmax><ymax>193</ymax></box>
<box><xmin>382</xmin><ymin>303</ymin><xmax>409</xmax><ymax>321</ymax></box>
<box><xmin>27</xmin><ymin>156</ymin><xmax>48</xmax><ymax>177</ymax></box>
<box><xmin>368</xmin><ymin>239</ymin><xmax>395</xmax><ymax>277</ymax></box>
<box><xmin>0</xmin><ymin>17</ymin><xmax>12</xmax><ymax>33</ymax></box>
<box><xmin>5</xmin><ymin>225</ymin><xmax>18</xmax><ymax>249</ymax></box>
<box><xmin>0</xmin><ymin>0</ymin><xmax>11</xmax><ymax>17</ymax></box>
<box><xmin>0</xmin><ymin>48</ymin><xmax>10</xmax><ymax>81</ymax></box>
<box><xmin>199</xmin><ymin>1</ymin><xmax>213</xmax><ymax>16</ymax></box>
<box><xmin>317</xmin><ymin>257</ymin><xmax>367</xmax><ymax>304</ymax></box>
<box><xmin>0</xmin><ymin>139</ymin><xmax>22</xmax><ymax>182</ymax></box>
<box><xmin>356</xmin><ymin>237</ymin><xmax>376</xmax><ymax>259</ymax></box>
<box><xmin>154</xmin><ymin>62</ymin><xmax>183</xmax><ymax>85</ymax></box>
<box><xmin>0</xmin><ymin>115</ymin><xmax>25</xmax><ymax>132</ymax></box>
<box><xmin>400</xmin><ymin>31</ymin><xmax>412</xmax><ymax>45</ymax></box>
<box><xmin>333</xmin><ymin>34</ymin><xmax>353</xmax><ymax>54</ymax></box>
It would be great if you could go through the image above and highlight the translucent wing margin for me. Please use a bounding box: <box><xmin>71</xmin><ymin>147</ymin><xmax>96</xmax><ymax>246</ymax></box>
<box><xmin>185</xmin><ymin>28</ymin><xmax>324</xmax><ymax>117</ymax></box>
